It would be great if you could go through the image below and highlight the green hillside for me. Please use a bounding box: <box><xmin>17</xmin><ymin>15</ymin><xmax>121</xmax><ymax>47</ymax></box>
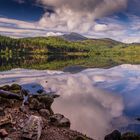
<box><xmin>0</xmin><ymin>35</ymin><xmax>140</xmax><ymax>55</ymax></box>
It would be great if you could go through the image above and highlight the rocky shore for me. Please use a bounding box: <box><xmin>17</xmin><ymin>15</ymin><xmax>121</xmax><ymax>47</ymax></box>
<box><xmin>0</xmin><ymin>84</ymin><xmax>140</xmax><ymax>140</ymax></box>
<box><xmin>0</xmin><ymin>84</ymin><xmax>93</xmax><ymax>140</ymax></box>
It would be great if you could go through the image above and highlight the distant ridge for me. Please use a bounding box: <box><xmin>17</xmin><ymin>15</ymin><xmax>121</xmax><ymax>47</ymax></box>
<box><xmin>61</xmin><ymin>32</ymin><xmax>87</xmax><ymax>41</ymax></box>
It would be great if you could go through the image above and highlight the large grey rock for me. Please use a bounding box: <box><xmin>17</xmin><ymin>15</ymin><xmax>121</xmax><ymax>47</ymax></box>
<box><xmin>21</xmin><ymin>115</ymin><xmax>43</xmax><ymax>140</ymax></box>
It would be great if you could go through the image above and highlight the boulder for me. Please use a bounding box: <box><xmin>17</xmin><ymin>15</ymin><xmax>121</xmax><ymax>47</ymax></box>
<box><xmin>29</xmin><ymin>98</ymin><xmax>45</xmax><ymax>110</ymax></box>
<box><xmin>10</xmin><ymin>84</ymin><xmax>21</xmax><ymax>91</ymax></box>
<box><xmin>10</xmin><ymin>84</ymin><xmax>21</xmax><ymax>94</ymax></box>
<box><xmin>29</xmin><ymin>95</ymin><xmax>54</xmax><ymax>111</ymax></box>
<box><xmin>0</xmin><ymin>90</ymin><xmax>23</xmax><ymax>100</ymax></box>
<box><xmin>105</xmin><ymin>130</ymin><xmax>121</xmax><ymax>140</ymax></box>
<box><xmin>21</xmin><ymin>115</ymin><xmax>43</xmax><ymax>140</ymax></box>
<box><xmin>0</xmin><ymin>85</ymin><xmax>10</xmax><ymax>91</ymax></box>
<box><xmin>37</xmin><ymin>95</ymin><xmax>54</xmax><ymax>109</ymax></box>
<box><xmin>49</xmin><ymin>114</ymin><xmax>70</xmax><ymax>128</ymax></box>
<box><xmin>39</xmin><ymin>109</ymin><xmax>50</xmax><ymax>118</ymax></box>
<box><xmin>0</xmin><ymin>84</ymin><xmax>21</xmax><ymax>94</ymax></box>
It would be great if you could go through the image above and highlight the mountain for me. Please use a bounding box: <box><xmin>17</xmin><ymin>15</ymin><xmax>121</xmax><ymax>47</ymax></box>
<box><xmin>61</xmin><ymin>32</ymin><xmax>87</xmax><ymax>41</ymax></box>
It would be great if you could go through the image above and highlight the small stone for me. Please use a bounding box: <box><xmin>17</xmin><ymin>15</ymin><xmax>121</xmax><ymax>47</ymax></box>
<box><xmin>39</xmin><ymin>109</ymin><xmax>50</xmax><ymax>118</ymax></box>
<box><xmin>58</xmin><ymin>117</ymin><xmax>71</xmax><ymax>128</ymax></box>
<box><xmin>19</xmin><ymin>105</ymin><xmax>28</xmax><ymax>114</ymax></box>
<box><xmin>0</xmin><ymin>129</ymin><xmax>8</xmax><ymax>137</ymax></box>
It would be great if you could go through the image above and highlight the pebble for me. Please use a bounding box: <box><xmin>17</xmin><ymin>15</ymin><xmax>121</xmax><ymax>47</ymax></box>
<box><xmin>0</xmin><ymin>129</ymin><xmax>8</xmax><ymax>138</ymax></box>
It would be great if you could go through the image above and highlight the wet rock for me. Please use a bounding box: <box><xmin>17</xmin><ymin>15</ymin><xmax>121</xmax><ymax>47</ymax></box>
<box><xmin>50</xmin><ymin>114</ymin><xmax>70</xmax><ymax>128</ymax></box>
<box><xmin>0</xmin><ymin>90</ymin><xmax>23</xmax><ymax>100</ymax></box>
<box><xmin>0</xmin><ymin>85</ymin><xmax>10</xmax><ymax>91</ymax></box>
<box><xmin>10</xmin><ymin>84</ymin><xmax>21</xmax><ymax>91</ymax></box>
<box><xmin>121</xmin><ymin>132</ymin><xmax>140</xmax><ymax>140</ymax></box>
<box><xmin>21</xmin><ymin>115</ymin><xmax>43</xmax><ymax>140</ymax></box>
<box><xmin>10</xmin><ymin>84</ymin><xmax>21</xmax><ymax>94</ymax></box>
<box><xmin>104</xmin><ymin>130</ymin><xmax>121</xmax><ymax>140</ymax></box>
<box><xmin>0</xmin><ymin>129</ymin><xmax>8</xmax><ymax>137</ymax></box>
<box><xmin>39</xmin><ymin>109</ymin><xmax>50</xmax><ymax>118</ymax></box>
<box><xmin>0</xmin><ymin>84</ymin><xmax>21</xmax><ymax>94</ymax></box>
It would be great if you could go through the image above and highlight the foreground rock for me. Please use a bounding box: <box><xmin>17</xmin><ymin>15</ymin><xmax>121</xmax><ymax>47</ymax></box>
<box><xmin>21</xmin><ymin>115</ymin><xmax>43</xmax><ymax>140</ymax></box>
<box><xmin>0</xmin><ymin>84</ymin><xmax>92</xmax><ymax>140</ymax></box>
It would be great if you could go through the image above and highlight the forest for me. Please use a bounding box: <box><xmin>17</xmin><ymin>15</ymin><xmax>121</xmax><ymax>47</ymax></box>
<box><xmin>0</xmin><ymin>35</ymin><xmax>140</xmax><ymax>55</ymax></box>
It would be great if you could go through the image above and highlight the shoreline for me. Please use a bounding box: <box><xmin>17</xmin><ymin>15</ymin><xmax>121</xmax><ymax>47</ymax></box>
<box><xmin>0</xmin><ymin>84</ymin><xmax>140</xmax><ymax>140</ymax></box>
<box><xmin>0</xmin><ymin>84</ymin><xmax>93</xmax><ymax>140</ymax></box>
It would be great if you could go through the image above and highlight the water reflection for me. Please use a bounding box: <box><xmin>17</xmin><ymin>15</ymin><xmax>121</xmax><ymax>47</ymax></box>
<box><xmin>1</xmin><ymin>53</ymin><xmax>140</xmax><ymax>71</ymax></box>
<box><xmin>0</xmin><ymin>64</ymin><xmax>140</xmax><ymax>139</ymax></box>
<box><xmin>49</xmin><ymin>73</ymin><xmax>124</xmax><ymax>139</ymax></box>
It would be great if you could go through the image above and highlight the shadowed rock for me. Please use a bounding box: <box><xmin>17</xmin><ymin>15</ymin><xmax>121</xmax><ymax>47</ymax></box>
<box><xmin>49</xmin><ymin>114</ymin><xmax>70</xmax><ymax>128</ymax></box>
<box><xmin>0</xmin><ymin>90</ymin><xmax>23</xmax><ymax>100</ymax></box>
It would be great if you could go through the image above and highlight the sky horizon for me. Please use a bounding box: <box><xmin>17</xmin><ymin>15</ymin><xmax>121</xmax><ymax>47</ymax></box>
<box><xmin>0</xmin><ymin>0</ymin><xmax>139</xmax><ymax>43</ymax></box>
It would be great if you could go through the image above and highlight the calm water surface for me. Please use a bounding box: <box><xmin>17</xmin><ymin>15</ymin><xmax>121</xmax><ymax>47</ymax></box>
<box><xmin>1</xmin><ymin>54</ymin><xmax>140</xmax><ymax>139</ymax></box>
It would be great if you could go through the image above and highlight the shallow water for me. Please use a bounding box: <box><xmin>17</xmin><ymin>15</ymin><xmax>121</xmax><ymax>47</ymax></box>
<box><xmin>0</xmin><ymin>64</ymin><xmax>140</xmax><ymax>139</ymax></box>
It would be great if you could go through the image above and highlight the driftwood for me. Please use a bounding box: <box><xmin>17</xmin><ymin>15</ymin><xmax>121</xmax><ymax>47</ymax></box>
<box><xmin>0</xmin><ymin>90</ymin><xmax>23</xmax><ymax>100</ymax></box>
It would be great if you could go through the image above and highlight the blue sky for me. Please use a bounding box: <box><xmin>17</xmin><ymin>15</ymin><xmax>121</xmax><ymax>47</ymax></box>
<box><xmin>0</xmin><ymin>0</ymin><xmax>139</xmax><ymax>43</ymax></box>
